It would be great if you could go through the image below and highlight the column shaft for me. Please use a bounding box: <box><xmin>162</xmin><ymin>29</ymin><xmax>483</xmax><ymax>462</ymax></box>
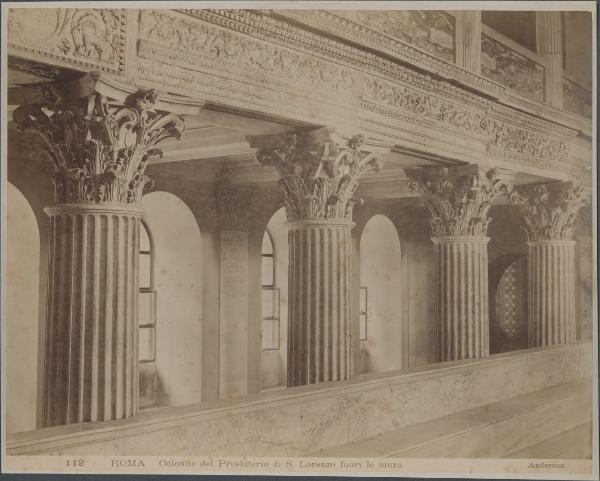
<box><xmin>434</xmin><ymin>237</ymin><xmax>489</xmax><ymax>362</ymax></box>
<box><xmin>43</xmin><ymin>205</ymin><xmax>140</xmax><ymax>427</ymax></box>
<box><xmin>537</xmin><ymin>11</ymin><xmax>563</xmax><ymax>107</ymax></box>
<box><xmin>288</xmin><ymin>221</ymin><xmax>352</xmax><ymax>386</ymax></box>
<box><xmin>455</xmin><ymin>11</ymin><xmax>482</xmax><ymax>73</ymax></box>
<box><xmin>528</xmin><ymin>241</ymin><xmax>576</xmax><ymax>347</ymax></box>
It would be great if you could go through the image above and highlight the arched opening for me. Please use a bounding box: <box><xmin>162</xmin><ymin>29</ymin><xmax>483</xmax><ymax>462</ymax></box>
<box><xmin>359</xmin><ymin>215</ymin><xmax>403</xmax><ymax>374</ymax></box>
<box><xmin>6</xmin><ymin>182</ymin><xmax>40</xmax><ymax>433</ymax></box>
<box><xmin>260</xmin><ymin>207</ymin><xmax>287</xmax><ymax>390</ymax></box>
<box><xmin>489</xmin><ymin>254</ymin><xmax>528</xmax><ymax>354</ymax></box>
<box><xmin>141</xmin><ymin>191</ymin><xmax>203</xmax><ymax>407</ymax></box>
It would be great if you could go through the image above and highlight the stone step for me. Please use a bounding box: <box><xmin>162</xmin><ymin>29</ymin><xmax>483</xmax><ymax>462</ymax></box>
<box><xmin>306</xmin><ymin>378</ymin><xmax>592</xmax><ymax>459</ymax></box>
<box><xmin>506</xmin><ymin>422</ymin><xmax>593</xmax><ymax>459</ymax></box>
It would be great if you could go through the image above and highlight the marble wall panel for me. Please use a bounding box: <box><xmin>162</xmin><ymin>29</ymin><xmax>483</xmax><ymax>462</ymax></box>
<box><xmin>335</xmin><ymin>11</ymin><xmax>455</xmax><ymax>63</ymax></box>
<box><xmin>481</xmin><ymin>34</ymin><xmax>544</xmax><ymax>101</ymax></box>
<box><xmin>563</xmin><ymin>78</ymin><xmax>592</xmax><ymax>119</ymax></box>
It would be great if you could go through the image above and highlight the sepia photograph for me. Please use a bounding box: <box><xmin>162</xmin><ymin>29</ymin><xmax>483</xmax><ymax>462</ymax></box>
<box><xmin>1</xmin><ymin>1</ymin><xmax>597</xmax><ymax>479</ymax></box>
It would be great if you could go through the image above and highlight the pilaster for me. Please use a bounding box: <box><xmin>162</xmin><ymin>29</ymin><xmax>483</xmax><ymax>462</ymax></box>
<box><xmin>510</xmin><ymin>182</ymin><xmax>587</xmax><ymax>347</ymax></box>
<box><xmin>251</xmin><ymin>127</ymin><xmax>385</xmax><ymax>385</ymax></box>
<box><xmin>455</xmin><ymin>11</ymin><xmax>482</xmax><ymax>73</ymax></box>
<box><xmin>408</xmin><ymin>166</ymin><xmax>511</xmax><ymax>361</ymax></box>
<box><xmin>13</xmin><ymin>87</ymin><xmax>185</xmax><ymax>426</ymax></box>
<box><xmin>537</xmin><ymin>11</ymin><xmax>564</xmax><ymax>108</ymax></box>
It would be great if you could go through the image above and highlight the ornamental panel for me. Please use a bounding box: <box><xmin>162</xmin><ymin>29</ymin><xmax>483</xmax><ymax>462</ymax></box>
<box><xmin>481</xmin><ymin>34</ymin><xmax>544</xmax><ymax>101</ymax></box>
<box><xmin>7</xmin><ymin>8</ymin><xmax>126</xmax><ymax>74</ymax></box>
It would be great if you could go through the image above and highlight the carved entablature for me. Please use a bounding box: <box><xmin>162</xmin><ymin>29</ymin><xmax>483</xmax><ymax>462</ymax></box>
<box><xmin>12</xmin><ymin>89</ymin><xmax>185</xmax><ymax>206</ymax></box>
<box><xmin>509</xmin><ymin>182</ymin><xmax>588</xmax><ymax>242</ymax></box>
<box><xmin>7</xmin><ymin>8</ymin><xmax>126</xmax><ymax>74</ymax></box>
<box><xmin>251</xmin><ymin>128</ymin><xmax>384</xmax><ymax>222</ymax></box>
<box><xmin>407</xmin><ymin>166</ymin><xmax>512</xmax><ymax>238</ymax></box>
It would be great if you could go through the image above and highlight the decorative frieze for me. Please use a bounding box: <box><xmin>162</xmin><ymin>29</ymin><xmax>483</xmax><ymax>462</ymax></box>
<box><xmin>12</xmin><ymin>89</ymin><xmax>185</xmax><ymax>206</ymax></box>
<box><xmin>253</xmin><ymin>128</ymin><xmax>383</xmax><ymax>222</ymax></box>
<box><xmin>7</xmin><ymin>8</ymin><xmax>126</xmax><ymax>73</ymax></box>
<box><xmin>509</xmin><ymin>182</ymin><xmax>588</xmax><ymax>241</ymax></box>
<box><xmin>138</xmin><ymin>10</ymin><xmax>358</xmax><ymax>96</ymax></box>
<box><xmin>407</xmin><ymin>166</ymin><xmax>512</xmax><ymax>237</ymax></box>
<box><xmin>363</xmin><ymin>77</ymin><xmax>488</xmax><ymax>140</ymax></box>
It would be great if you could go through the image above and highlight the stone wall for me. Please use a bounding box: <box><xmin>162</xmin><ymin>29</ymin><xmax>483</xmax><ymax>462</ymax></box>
<box><xmin>7</xmin><ymin>341</ymin><xmax>592</xmax><ymax>456</ymax></box>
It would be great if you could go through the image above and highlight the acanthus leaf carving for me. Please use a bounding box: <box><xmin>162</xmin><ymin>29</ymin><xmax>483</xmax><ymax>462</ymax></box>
<box><xmin>508</xmin><ymin>182</ymin><xmax>588</xmax><ymax>241</ymax></box>
<box><xmin>12</xmin><ymin>89</ymin><xmax>185</xmax><ymax>206</ymax></box>
<box><xmin>407</xmin><ymin>166</ymin><xmax>512</xmax><ymax>237</ymax></box>
<box><xmin>254</xmin><ymin>129</ymin><xmax>383</xmax><ymax>222</ymax></box>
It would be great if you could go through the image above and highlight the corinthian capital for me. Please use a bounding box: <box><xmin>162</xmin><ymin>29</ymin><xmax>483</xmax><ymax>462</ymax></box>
<box><xmin>509</xmin><ymin>182</ymin><xmax>588</xmax><ymax>241</ymax></box>
<box><xmin>250</xmin><ymin>127</ymin><xmax>384</xmax><ymax>222</ymax></box>
<box><xmin>12</xmin><ymin>89</ymin><xmax>185</xmax><ymax>206</ymax></box>
<box><xmin>407</xmin><ymin>166</ymin><xmax>512</xmax><ymax>237</ymax></box>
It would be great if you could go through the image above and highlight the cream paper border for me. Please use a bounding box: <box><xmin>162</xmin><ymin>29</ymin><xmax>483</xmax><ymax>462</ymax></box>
<box><xmin>1</xmin><ymin>1</ymin><xmax>597</xmax><ymax>479</ymax></box>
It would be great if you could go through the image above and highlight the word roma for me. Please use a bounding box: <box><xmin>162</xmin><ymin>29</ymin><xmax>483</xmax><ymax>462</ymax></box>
<box><xmin>111</xmin><ymin>459</ymin><xmax>146</xmax><ymax>467</ymax></box>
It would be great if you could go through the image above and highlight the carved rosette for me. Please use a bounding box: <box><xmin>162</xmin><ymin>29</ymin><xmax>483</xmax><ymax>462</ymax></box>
<box><xmin>408</xmin><ymin>167</ymin><xmax>512</xmax><ymax>238</ymax></box>
<box><xmin>509</xmin><ymin>182</ymin><xmax>588</xmax><ymax>241</ymax></box>
<box><xmin>12</xmin><ymin>89</ymin><xmax>185</xmax><ymax>206</ymax></box>
<box><xmin>256</xmin><ymin>130</ymin><xmax>382</xmax><ymax>222</ymax></box>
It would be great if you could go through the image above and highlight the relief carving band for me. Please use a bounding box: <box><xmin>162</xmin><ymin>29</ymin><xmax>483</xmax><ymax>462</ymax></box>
<box><xmin>12</xmin><ymin>89</ymin><xmax>185</xmax><ymax>206</ymax></box>
<box><xmin>254</xmin><ymin>128</ymin><xmax>383</xmax><ymax>222</ymax></box>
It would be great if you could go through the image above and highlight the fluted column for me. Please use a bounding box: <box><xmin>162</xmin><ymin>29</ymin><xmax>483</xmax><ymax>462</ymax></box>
<box><xmin>252</xmin><ymin>128</ymin><xmax>385</xmax><ymax>386</ymax></box>
<box><xmin>537</xmin><ymin>11</ymin><xmax>563</xmax><ymax>108</ymax></box>
<box><xmin>287</xmin><ymin>220</ymin><xmax>353</xmax><ymax>385</ymax></box>
<box><xmin>456</xmin><ymin>11</ymin><xmax>482</xmax><ymax>73</ymax></box>
<box><xmin>510</xmin><ymin>182</ymin><xmax>587</xmax><ymax>348</ymax></box>
<box><xmin>433</xmin><ymin>237</ymin><xmax>489</xmax><ymax>360</ymax></box>
<box><xmin>408</xmin><ymin>166</ymin><xmax>511</xmax><ymax>362</ymax></box>
<box><xmin>13</xmin><ymin>88</ymin><xmax>184</xmax><ymax>426</ymax></box>
<box><xmin>43</xmin><ymin>205</ymin><xmax>141</xmax><ymax>424</ymax></box>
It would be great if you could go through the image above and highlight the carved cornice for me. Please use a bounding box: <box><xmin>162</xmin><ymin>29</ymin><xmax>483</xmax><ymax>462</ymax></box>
<box><xmin>251</xmin><ymin>128</ymin><xmax>384</xmax><ymax>222</ymax></box>
<box><xmin>12</xmin><ymin>89</ymin><xmax>185</xmax><ymax>206</ymax></box>
<box><xmin>509</xmin><ymin>182</ymin><xmax>588</xmax><ymax>241</ymax></box>
<box><xmin>407</xmin><ymin>166</ymin><xmax>512</xmax><ymax>237</ymax></box>
<box><xmin>7</xmin><ymin>8</ymin><xmax>126</xmax><ymax>74</ymax></box>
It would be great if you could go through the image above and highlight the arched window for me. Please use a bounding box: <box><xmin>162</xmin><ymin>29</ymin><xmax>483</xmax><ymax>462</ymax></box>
<box><xmin>138</xmin><ymin>221</ymin><xmax>157</xmax><ymax>409</ymax></box>
<box><xmin>261</xmin><ymin>207</ymin><xmax>287</xmax><ymax>390</ymax></box>
<box><xmin>141</xmin><ymin>191</ymin><xmax>203</xmax><ymax>407</ymax></box>
<box><xmin>261</xmin><ymin>230</ymin><xmax>280</xmax><ymax>351</ymax></box>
